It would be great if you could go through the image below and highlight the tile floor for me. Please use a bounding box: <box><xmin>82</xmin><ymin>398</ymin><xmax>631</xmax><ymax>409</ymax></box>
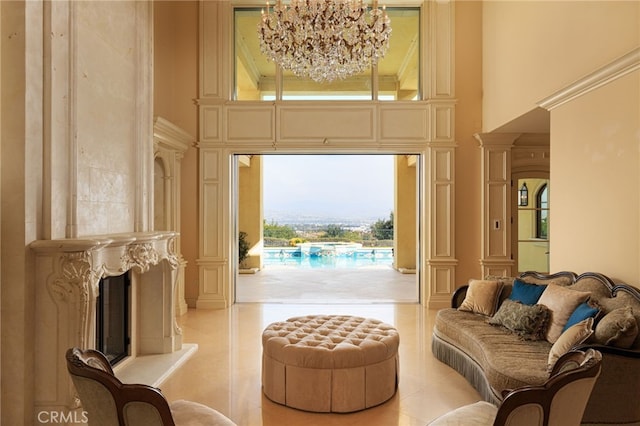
<box><xmin>160</xmin><ymin>302</ymin><xmax>482</xmax><ymax>426</ymax></box>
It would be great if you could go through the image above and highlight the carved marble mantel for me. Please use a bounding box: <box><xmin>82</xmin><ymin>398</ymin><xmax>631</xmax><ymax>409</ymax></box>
<box><xmin>31</xmin><ymin>231</ymin><xmax>183</xmax><ymax>413</ymax></box>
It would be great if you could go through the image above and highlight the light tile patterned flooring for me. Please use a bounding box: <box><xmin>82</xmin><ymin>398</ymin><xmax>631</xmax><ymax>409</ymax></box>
<box><xmin>160</xmin><ymin>268</ymin><xmax>481</xmax><ymax>426</ymax></box>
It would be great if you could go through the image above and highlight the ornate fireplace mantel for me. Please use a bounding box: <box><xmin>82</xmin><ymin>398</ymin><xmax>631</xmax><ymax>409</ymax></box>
<box><xmin>31</xmin><ymin>231</ymin><xmax>184</xmax><ymax>414</ymax></box>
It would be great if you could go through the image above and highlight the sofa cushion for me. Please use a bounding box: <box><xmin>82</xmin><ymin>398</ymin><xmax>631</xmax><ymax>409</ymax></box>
<box><xmin>509</xmin><ymin>279</ymin><xmax>547</xmax><ymax>305</ymax></box>
<box><xmin>537</xmin><ymin>284</ymin><xmax>590</xmax><ymax>343</ymax></box>
<box><xmin>593</xmin><ymin>306</ymin><xmax>639</xmax><ymax>348</ymax></box>
<box><xmin>547</xmin><ymin>317</ymin><xmax>594</xmax><ymax>371</ymax></box>
<box><xmin>434</xmin><ymin>309</ymin><xmax>551</xmax><ymax>394</ymax></box>
<box><xmin>488</xmin><ymin>299</ymin><xmax>550</xmax><ymax>340</ymax></box>
<box><xmin>458</xmin><ymin>279</ymin><xmax>504</xmax><ymax>316</ymax></box>
<box><xmin>563</xmin><ymin>301</ymin><xmax>600</xmax><ymax>332</ymax></box>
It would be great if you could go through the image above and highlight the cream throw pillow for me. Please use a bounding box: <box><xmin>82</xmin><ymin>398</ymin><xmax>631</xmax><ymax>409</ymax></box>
<box><xmin>458</xmin><ymin>279</ymin><xmax>504</xmax><ymax>316</ymax></box>
<box><xmin>547</xmin><ymin>317</ymin><xmax>594</xmax><ymax>372</ymax></box>
<box><xmin>537</xmin><ymin>284</ymin><xmax>590</xmax><ymax>343</ymax></box>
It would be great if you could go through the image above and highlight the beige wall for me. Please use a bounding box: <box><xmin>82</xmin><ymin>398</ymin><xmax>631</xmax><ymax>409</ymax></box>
<box><xmin>454</xmin><ymin>0</ymin><xmax>484</xmax><ymax>284</ymax></box>
<box><xmin>551</xmin><ymin>70</ymin><xmax>640</xmax><ymax>283</ymax></box>
<box><xmin>483</xmin><ymin>1</ymin><xmax>639</xmax><ymax>132</ymax></box>
<box><xmin>394</xmin><ymin>156</ymin><xmax>417</xmax><ymax>271</ymax></box>
<box><xmin>2</xmin><ymin>2</ymin><xmax>35</xmax><ymax>423</ymax></box>
<box><xmin>483</xmin><ymin>0</ymin><xmax>640</xmax><ymax>285</ymax></box>
<box><xmin>154</xmin><ymin>1</ymin><xmax>200</xmax><ymax>306</ymax></box>
<box><xmin>238</xmin><ymin>156</ymin><xmax>263</xmax><ymax>269</ymax></box>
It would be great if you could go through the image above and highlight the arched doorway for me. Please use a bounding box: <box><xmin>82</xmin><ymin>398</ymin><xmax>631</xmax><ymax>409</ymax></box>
<box><xmin>513</xmin><ymin>176</ymin><xmax>550</xmax><ymax>274</ymax></box>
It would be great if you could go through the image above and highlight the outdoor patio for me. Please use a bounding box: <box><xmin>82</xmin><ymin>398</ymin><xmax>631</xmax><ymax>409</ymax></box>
<box><xmin>235</xmin><ymin>264</ymin><xmax>418</xmax><ymax>303</ymax></box>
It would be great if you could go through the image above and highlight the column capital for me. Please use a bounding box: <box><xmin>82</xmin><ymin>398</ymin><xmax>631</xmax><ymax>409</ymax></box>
<box><xmin>474</xmin><ymin>132</ymin><xmax>521</xmax><ymax>147</ymax></box>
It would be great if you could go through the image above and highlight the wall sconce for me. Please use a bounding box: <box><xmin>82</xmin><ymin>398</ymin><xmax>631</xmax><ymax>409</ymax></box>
<box><xmin>519</xmin><ymin>182</ymin><xmax>529</xmax><ymax>206</ymax></box>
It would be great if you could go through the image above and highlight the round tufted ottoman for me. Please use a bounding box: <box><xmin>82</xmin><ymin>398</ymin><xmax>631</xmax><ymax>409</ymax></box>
<box><xmin>261</xmin><ymin>314</ymin><xmax>399</xmax><ymax>413</ymax></box>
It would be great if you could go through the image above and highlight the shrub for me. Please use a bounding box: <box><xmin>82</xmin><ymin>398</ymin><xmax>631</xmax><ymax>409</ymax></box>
<box><xmin>289</xmin><ymin>237</ymin><xmax>306</xmax><ymax>246</ymax></box>
<box><xmin>238</xmin><ymin>232</ymin><xmax>250</xmax><ymax>266</ymax></box>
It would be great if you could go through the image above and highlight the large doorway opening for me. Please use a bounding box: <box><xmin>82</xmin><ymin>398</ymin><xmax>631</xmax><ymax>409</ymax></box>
<box><xmin>234</xmin><ymin>154</ymin><xmax>420</xmax><ymax>303</ymax></box>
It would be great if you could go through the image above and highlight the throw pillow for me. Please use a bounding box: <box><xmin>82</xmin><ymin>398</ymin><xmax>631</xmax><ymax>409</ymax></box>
<box><xmin>593</xmin><ymin>306</ymin><xmax>639</xmax><ymax>348</ymax></box>
<box><xmin>458</xmin><ymin>279</ymin><xmax>504</xmax><ymax>316</ymax></box>
<box><xmin>537</xmin><ymin>284</ymin><xmax>591</xmax><ymax>344</ymax></box>
<box><xmin>547</xmin><ymin>317</ymin><xmax>594</xmax><ymax>372</ymax></box>
<box><xmin>488</xmin><ymin>299</ymin><xmax>550</xmax><ymax>341</ymax></box>
<box><xmin>563</xmin><ymin>301</ymin><xmax>600</xmax><ymax>332</ymax></box>
<box><xmin>509</xmin><ymin>278</ymin><xmax>547</xmax><ymax>305</ymax></box>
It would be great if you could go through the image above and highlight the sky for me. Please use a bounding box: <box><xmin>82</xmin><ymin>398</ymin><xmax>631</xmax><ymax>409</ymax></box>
<box><xmin>262</xmin><ymin>155</ymin><xmax>394</xmax><ymax>222</ymax></box>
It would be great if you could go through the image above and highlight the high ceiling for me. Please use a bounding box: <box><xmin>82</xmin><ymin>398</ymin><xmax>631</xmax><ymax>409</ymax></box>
<box><xmin>234</xmin><ymin>7</ymin><xmax>420</xmax><ymax>100</ymax></box>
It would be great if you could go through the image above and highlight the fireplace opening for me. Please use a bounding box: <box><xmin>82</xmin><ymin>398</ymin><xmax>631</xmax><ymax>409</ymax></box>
<box><xmin>96</xmin><ymin>272</ymin><xmax>131</xmax><ymax>365</ymax></box>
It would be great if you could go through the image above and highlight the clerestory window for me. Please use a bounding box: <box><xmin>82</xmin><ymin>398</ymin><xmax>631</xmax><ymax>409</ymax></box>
<box><xmin>234</xmin><ymin>7</ymin><xmax>420</xmax><ymax>101</ymax></box>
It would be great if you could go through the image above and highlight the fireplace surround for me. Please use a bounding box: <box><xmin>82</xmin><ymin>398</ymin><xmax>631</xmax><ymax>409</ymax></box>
<box><xmin>31</xmin><ymin>231</ymin><xmax>187</xmax><ymax>417</ymax></box>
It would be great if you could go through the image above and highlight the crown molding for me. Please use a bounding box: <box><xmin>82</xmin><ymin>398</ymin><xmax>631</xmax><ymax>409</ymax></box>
<box><xmin>538</xmin><ymin>47</ymin><xmax>640</xmax><ymax>111</ymax></box>
<box><xmin>153</xmin><ymin>116</ymin><xmax>194</xmax><ymax>151</ymax></box>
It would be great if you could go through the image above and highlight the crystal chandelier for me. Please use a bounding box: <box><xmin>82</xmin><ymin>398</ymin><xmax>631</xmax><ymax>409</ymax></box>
<box><xmin>258</xmin><ymin>0</ymin><xmax>392</xmax><ymax>83</ymax></box>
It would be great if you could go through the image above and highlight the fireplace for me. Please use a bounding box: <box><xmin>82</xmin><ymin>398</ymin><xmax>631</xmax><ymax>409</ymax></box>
<box><xmin>96</xmin><ymin>272</ymin><xmax>130</xmax><ymax>365</ymax></box>
<box><xmin>31</xmin><ymin>232</ymin><xmax>188</xmax><ymax>416</ymax></box>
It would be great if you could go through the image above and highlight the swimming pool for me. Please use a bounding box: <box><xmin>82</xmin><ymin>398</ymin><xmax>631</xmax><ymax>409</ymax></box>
<box><xmin>263</xmin><ymin>246</ymin><xmax>394</xmax><ymax>269</ymax></box>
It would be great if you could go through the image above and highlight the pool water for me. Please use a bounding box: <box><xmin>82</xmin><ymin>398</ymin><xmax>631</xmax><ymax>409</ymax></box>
<box><xmin>263</xmin><ymin>247</ymin><xmax>393</xmax><ymax>269</ymax></box>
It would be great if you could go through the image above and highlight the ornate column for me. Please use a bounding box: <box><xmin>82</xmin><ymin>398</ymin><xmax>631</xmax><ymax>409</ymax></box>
<box><xmin>423</xmin><ymin>0</ymin><xmax>458</xmax><ymax>308</ymax></box>
<box><xmin>196</xmin><ymin>0</ymin><xmax>232</xmax><ymax>309</ymax></box>
<box><xmin>474</xmin><ymin>133</ymin><xmax>519</xmax><ymax>277</ymax></box>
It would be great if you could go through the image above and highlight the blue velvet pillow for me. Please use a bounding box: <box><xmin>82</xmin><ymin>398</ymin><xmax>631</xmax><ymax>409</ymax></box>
<box><xmin>509</xmin><ymin>279</ymin><xmax>547</xmax><ymax>305</ymax></box>
<box><xmin>563</xmin><ymin>301</ymin><xmax>600</xmax><ymax>332</ymax></box>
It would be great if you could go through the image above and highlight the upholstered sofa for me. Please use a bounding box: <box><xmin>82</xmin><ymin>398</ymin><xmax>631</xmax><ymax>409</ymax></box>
<box><xmin>432</xmin><ymin>271</ymin><xmax>640</xmax><ymax>425</ymax></box>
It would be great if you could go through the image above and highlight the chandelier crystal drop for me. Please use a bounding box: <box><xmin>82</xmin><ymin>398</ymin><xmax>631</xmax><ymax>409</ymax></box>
<box><xmin>258</xmin><ymin>0</ymin><xmax>392</xmax><ymax>83</ymax></box>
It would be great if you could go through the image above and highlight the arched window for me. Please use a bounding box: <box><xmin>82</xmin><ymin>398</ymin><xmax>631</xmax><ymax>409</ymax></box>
<box><xmin>536</xmin><ymin>184</ymin><xmax>548</xmax><ymax>239</ymax></box>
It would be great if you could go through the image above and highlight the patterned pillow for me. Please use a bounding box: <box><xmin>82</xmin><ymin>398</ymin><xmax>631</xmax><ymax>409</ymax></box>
<box><xmin>488</xmin><ymin>299</ymin><xmax>551</xmax><ymax>340</ymax></box>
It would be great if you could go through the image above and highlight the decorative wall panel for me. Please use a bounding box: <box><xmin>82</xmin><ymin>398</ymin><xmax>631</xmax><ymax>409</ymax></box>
<box><xmin>201</xmin><ymin>182</ymin><xmax>221</xmax><ymax>258</ymax></box>
<box><xmin>431</xmin><ymin>103</ymin><xmax>454</xmax><ymax>141</ymax></box>
<box><xmin>197</xmin><ymin>263</ymin><xmax>228</xmax><ymax>309</ymax></box>
<box><xmin>200</xmin><ymin>1</ymin><xmax>224</xmax><ymax>98</ymax></box>
<box><xmin>428</xmin><ymin>0</ymin><xmax>454</xmax><ymax>98</ymax></box>
<box><xmin>379</xmin><ymin>106</ymin><xmax>428</xmax><ymax>140</ymax></box>
<box><xmin>202</xmin><ymin>106</ymin><xmax>222</xmax><ymax>142</ymax></box>
<box><xmin>226</xmin><ymin>106</ymin><xmax>275</xmax><ymax>142</ymax></box>
<box><xmin>279</xmin><ymin>105</ymin><xmax>375</xmax><ymax>142</ymax></box>
<box><xmin>201</xmin><ymin>150</ymin><xmax>220</xmax><ymax>181</ymax></box>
